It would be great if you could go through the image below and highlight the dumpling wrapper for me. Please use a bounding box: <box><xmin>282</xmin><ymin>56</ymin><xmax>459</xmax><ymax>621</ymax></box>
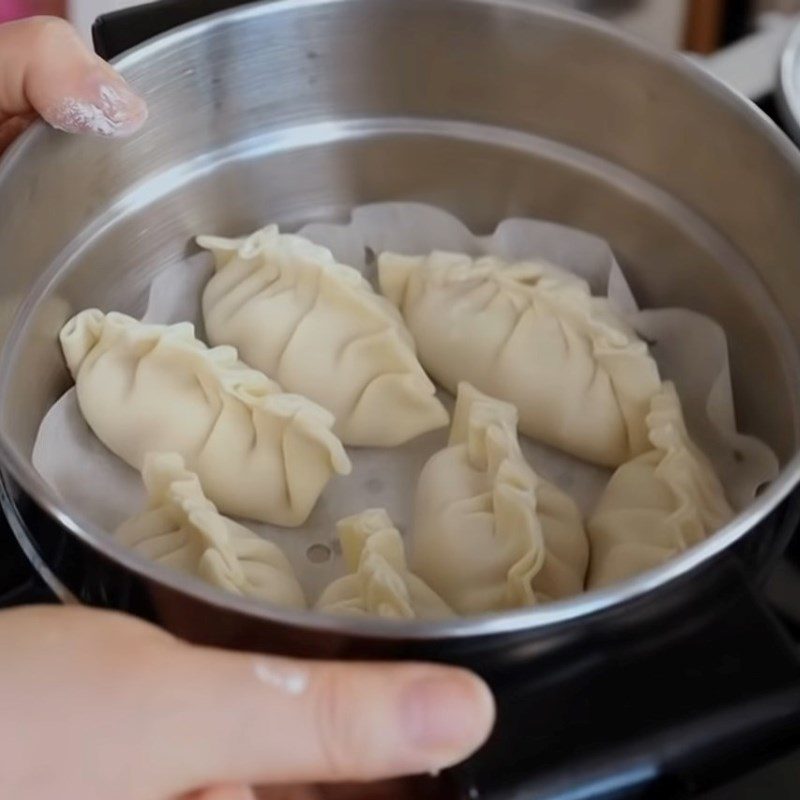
<box><xmin>412</xmin><ymin>382</ymin><xmax>589</xmax><ymax>615</ymax></box>
<box><xmin>60</xmin><ymin>309</ymin><xmax>351</xmax><ymax>526</ymax></box>
<box><xmin>116</xmin><ymin>453</ymin><xmax>306</xmax><ymax>607</ymax></box>
<box><xmin>316</xmin><ymin>508</ymin><xmax>453</xmax><ymax>620</ymax></box>
<box><xmin>378</xmin><ymin>251</ymin><xmax>661</xmax><ymax>467</ymax></box>
<box><xmin>587</xmin><ymin>382</ymin><xmax>734</xmax><ymax>589</ymax></box>
<box><xmin>197</xmin><ymin>226</ymin><xmax>449</xmax><ymax>447</ymax></box>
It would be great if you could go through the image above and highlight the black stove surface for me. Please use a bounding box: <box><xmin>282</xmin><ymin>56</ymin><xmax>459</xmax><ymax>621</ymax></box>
<box><xmin>0</xmin><ymin>516</ymin><xmax>55</xmax><ymax>608</ymax></box>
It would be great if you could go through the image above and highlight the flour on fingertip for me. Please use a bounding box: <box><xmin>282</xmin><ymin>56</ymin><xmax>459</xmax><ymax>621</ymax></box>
<box><xmin>46</xmin><ymin>83</ymin><xmax>147</xmax><ymax>137</ymax></box>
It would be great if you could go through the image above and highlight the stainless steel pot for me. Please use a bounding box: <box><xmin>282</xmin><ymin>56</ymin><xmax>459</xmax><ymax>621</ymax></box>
<box><xmin>2</xmin><ymin>0</ymin><xmax>800</xmax><ymax>662</ymax></box>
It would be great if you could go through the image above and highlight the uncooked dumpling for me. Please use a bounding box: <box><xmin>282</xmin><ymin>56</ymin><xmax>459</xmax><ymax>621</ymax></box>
<box><xmin>116</xmin><ymin>453</ymin><xmax>306</xmax><ymax>607</ymax></box>
<box><xmin>316</xmin><ymin>508</ymin><xmax>453</xmax><ymax>620</ymax></box>
<box><xmin>587</xmin><ymin>382</ymin><xmax>733</xmax><ymax>588</ymax></box>
<box><xmin>412</xmin><ymin>382</ymin><xmax>589</xmax><ymax>615</ymax></box>
<box><xmin>60</xmin><ymin>309</ymin><xmax>351</xmax><ymax>526</ymax></box>
<box><xmin>197</xmin><ymin>226</ymin><xmax>448</xmax><ymax>447</ymax></box>
<box><xmin>378</xmin><ymin>251</ymin><xmax>661</xmax><ymax>466</ymax></box>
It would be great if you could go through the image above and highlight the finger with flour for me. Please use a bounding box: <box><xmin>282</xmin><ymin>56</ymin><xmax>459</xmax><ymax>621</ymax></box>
<box><xmin>0</xmin><ymin>16</ymin><xmax>147</xmax><ymax>137</ymax></box>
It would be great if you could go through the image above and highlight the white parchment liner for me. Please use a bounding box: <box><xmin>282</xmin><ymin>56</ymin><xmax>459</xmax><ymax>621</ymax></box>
<box><xmin>32</xmin><ymin>203</ymin><xmax>779</xmax><ymax>602</ymax></box>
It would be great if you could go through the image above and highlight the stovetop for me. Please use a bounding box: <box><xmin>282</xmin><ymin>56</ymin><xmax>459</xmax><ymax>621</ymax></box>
<box><xmin>0</xmin><ymin>515</ymin><xmax>55</xmax><ymax>608</ymax></box>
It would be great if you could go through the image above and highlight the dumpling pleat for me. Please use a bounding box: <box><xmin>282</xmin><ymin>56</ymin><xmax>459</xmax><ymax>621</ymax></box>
<box><xmin>378</xmin><ymin>251</ymin><xmax>662</xmax><ymax>466</ymax></box>
<box><xmin>115</xmin><ymin>453</ymin><xmax>306</xmax><ymax>607</ymax></box>
<box><xmin>316</xmin><ymin>509</ymin><xmax>453</xmax><ymax>620</ymax></box>
<box><xmin>60</xmin><ymin>309</ymin><xmax>350</xmax><ymax>526</ymax></box>
<box><xmin>412</xmin><ymin>382</ymin><xmax>589</xmax><ymax>615</ymax></box>
<box><xmin>587</xmin><ymin>382</ymin><xmax>733</xmax><ymax>588</ymax></box>
<box><xmin>198</xmin><ymin>226</ymin><xmax>448</xmax><ymax>447</ymax></box>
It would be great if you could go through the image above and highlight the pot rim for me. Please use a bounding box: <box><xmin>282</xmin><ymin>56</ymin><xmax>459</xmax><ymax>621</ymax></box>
<box><xmin>2</xmin><ymin>0</ymin><xmax>800</xmax><ymax>641</ymax></box>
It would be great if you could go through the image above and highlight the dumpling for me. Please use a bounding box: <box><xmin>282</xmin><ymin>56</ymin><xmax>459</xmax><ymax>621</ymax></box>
<box><xmin>60</xmin><ymin>309</ymin><xmax>351</xmax><ymax>526</ymax></box>
<box><xmin>116</xmin><ymin>453</ymin><xmax>306</xmax><ymax>607</ymax></box>
<box><xmin>316</xmin><ymin>508</ymin><xmax>453</xmax><ymax>619</ymax></box>
<box><xmin>197</xmin><ymin>226</ymin><xmax>449</xmax><ymax>447</ymax></box>
<box><xmin>378</xmin><ymin>251</ymin><xmax>661</xmax><ymax>466</ymax></box>
<box><xmin>587</xmin><ymin>382</ymin><xmax>733</xmax><ymax>588</ymax></box>
<box><xmin>411</xmin><ymin>382</ymin><xmax>589</xmax><ymax>615</ymax></box>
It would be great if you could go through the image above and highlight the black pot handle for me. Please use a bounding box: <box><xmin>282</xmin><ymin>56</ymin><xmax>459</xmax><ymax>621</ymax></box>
<box><xmin>92</xmin><ymin>0</ymin><xmax>266</xmax><ymax>59</ymax></box>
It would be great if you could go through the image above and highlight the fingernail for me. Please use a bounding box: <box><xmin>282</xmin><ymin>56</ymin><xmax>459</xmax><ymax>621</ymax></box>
<box><xmin>401</xmin><ymin>672</ymin><xmax>495</xmax><ymax>765</ymax></box>
<box><xmin>45</xmin><ymin>74</ymin><xmax>148</xmax><ymax>137</ymax></box>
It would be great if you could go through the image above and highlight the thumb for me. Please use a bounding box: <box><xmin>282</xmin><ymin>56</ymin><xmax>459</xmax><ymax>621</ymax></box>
<box><xmin>0</xmin><ymin>606</ymin><xmax>494</xmax><ymax>798</ymax></box>
<box><xmin>0</xmin><ymin>17</ymin><xmax>147</xmax><ymax>135</ymax></box>
<box><xmin>149</xmin><ymin>644</ymin><xmax>495</xmax><ymax>794</ymax></box>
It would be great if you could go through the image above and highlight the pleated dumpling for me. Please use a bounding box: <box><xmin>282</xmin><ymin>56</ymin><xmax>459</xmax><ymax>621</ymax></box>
<box><xmin>116</xmin><ymin>453</ymin><xmax>306</xmax><ymax>608</ymax></box>
<box><xmin>197</xmin><ymin>226</ymin><xmax>449</xmax><ymax>447</ymax></box>
<box><xmin>316</xmin><ymin>508</ymin><xmax>453</xmax><ymax>620</ymax></box>
<box><xmin>412</xmin><ymin>383</ymin><xmax>589</xmax><ymax>615</ymax></box>
<box><xmin>378</xmin><ymin>251</ymin><xmax>662</xmax><ymax>466</ymax></box>
<box><xmin>60</xmin><ymin>309</ymin><xmax>351</xmax><ymax>526</ymax></box>
<box><xmin>587</xmin><ymin>382</ymin><xmax>733</xmax><ymax>589</ymax></box>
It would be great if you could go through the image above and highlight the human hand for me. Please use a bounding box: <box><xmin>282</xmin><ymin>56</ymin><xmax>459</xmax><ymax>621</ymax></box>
<box><xmin>0</xmin><ymin>16</ymin><xmax>147</xmax><ymax>155</ymax></box>
<box><xmin>0</xmin><ymin>606</ymin><xmax>494</xmax><ymax>800</ymax></box>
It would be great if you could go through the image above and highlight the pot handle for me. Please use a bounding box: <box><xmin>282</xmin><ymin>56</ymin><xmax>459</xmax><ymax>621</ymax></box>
<box><xmin>92</xmin><ymin>0</ymin><xmax>270</xmax><ymax>59</ymax></box>
<box><xmin>447</xmin><ymin>553</ymin><xmax>800</xmax><ymax>799</ymax></box>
